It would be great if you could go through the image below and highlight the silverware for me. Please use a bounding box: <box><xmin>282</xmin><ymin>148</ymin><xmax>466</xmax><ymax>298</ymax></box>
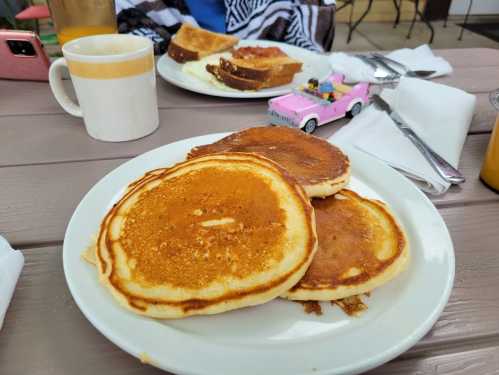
<box><xmin>354</xmin><ymin>55</ymin><xmax>399</xmax><ymax>81</ymax></box>
<box><xmin>371</xmin><ymin>94</ymin><xmax>466</xmax><ymax>185</ymax></box>
<box><xmin>369</xmin><ymin>55</ymin><xmax>402</xmax><ymax>78</ymax></box>
<box><xmin>371</xmin><ymin>53</ymin><xmax>436</xmax><ymax>78</ymax></box>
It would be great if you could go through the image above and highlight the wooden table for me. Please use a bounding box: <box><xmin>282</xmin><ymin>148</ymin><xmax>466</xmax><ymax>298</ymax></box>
<box><xmin>1</xmin><ymin>48</ymin><xmax>499</xmax><ymax>375</ymax></box>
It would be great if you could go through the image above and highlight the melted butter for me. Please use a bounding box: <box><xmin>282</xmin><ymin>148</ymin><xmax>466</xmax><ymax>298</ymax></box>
<box><xmin>182</xmin><ymin>53</ymin><xmax>243</xmax><ymax>92</ymax></box>
<box><xmin>200</xmin><ymin>217</ymin><xmax>235</xmax><ymax>227</ymax></box>
<box><xmin>120</xmin><ymin>168</ymin><xmax>286</xmax><ymax>289</ymax></box>
<box><xmin>81</xmin><ymin>236</ymin><xmax>97</xmax><ymax>265</ymax></box>
<box><xmin>139</xmin><ymin>352</ymin><xmax>153</xmax><ymax>365</ymax></box>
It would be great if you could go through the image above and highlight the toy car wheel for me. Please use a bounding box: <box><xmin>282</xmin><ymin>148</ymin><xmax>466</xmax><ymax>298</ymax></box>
<box><xmin>347</xmin><ymin>102</ymin><xmax>362</xmax><ymax>118</ymax></box>
<box><xmin>303</xmin><ymin>119</ymin><xmax>317</xmax><ymax>134</ymax></box>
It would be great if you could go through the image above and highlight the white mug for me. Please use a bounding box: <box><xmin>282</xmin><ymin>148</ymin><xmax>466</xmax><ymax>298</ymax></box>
<box><xmin>49</xmin><ymin>34</ymin><xmax>159</xmax><ymax>142</ymax></box>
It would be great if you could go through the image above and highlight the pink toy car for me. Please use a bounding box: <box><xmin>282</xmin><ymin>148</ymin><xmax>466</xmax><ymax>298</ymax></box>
<box><xmin>268</xmin><ymin>73</ymin><xmax>369</xmax><ymax>133</ymax></box>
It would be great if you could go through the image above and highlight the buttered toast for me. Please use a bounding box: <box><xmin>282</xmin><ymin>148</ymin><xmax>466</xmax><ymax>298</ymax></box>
<box><xmin>206</xmin><ymin>64</ymin><xmax>296</xmax><ymax>90</ymax></box>
<box><xmin>168</xmin><ymin>23</ymin><xmax>238</xmax><ymax>63</ymax></box>
<box><xmin>206</xmin><ymin>46</ymin><xmax>302</xmax><ymax>90</ymax></box>
<box><xmin>228</xmin><ymin>47</ymin><xmax>302</xmax><ymax>78</ymax></box>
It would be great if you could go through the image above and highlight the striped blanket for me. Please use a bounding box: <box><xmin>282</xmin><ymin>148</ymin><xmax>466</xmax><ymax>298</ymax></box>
<box><xmin>116</xmin><ymin>0</ymin><xmax>336</xmax><ymax>54</ymax></box>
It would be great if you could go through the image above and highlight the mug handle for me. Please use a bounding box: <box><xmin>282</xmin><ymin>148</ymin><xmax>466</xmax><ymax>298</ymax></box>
<box><xmin>49</xmin><ymin>58</ymin><xmax>83</xmax><ymax>117</ymax></box>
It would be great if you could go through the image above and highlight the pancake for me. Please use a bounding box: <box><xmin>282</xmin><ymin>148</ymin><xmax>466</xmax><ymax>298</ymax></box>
<box><xmin>96</xmin><ymin>152</ymin><xmax>318</xmax><ymax>318</ymax></box>
<box><xmin>283</xmin><ymin>189</ymin><xmax>409</xmax><ymax>301</ymax></box>
<box><xmin>83</xmin><ymin>171</ymin><xmax>168</xmax><ymax>266</ymax></box>
<box><xmin>187</xmin><ymin>126</ymin><xmax>350</xmax><ymax>198</ymax></box>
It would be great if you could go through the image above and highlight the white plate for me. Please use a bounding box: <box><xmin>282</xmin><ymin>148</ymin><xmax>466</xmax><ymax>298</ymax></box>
<box><xmin>63</xmin><ymin>133</ymin><xmax>454</xmax><ymax>375</ymax></box>
<box><xmin>156</xmin><ymin>40</ymin><xmax>331</xmax><ymax>98</ymax></box>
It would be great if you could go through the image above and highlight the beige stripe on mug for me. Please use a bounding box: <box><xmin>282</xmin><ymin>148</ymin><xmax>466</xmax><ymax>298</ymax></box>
<box><xmin>66</xmin><ymin>54</ymin><xmax>154</xmax><ymax>79</ymax></box>
<box><xmin>49</xmin><ymin>34</ymin><xmax>159</xmax><ymax>142</ymax></box>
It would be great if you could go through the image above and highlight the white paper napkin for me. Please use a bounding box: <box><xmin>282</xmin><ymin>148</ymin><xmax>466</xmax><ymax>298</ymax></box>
<box><xmin>331</xmin><ymin>77</ymin><xmax>476</xmax><ymax>195</ymax></box>
<box><xmin>329</xmin><ymin>44</ymin><xmax>453</xmax><ymax>83</ymax></box>
<box><xmin>0</xmin><ymin>235</ymin><xmax>24</xmax><ymax>330</ymax></box>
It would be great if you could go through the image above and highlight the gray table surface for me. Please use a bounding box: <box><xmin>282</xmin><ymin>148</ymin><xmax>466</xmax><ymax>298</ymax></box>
<box><xmin>1</xmin><ymin>48</ymin><xmax>499</xmax><ymax>375</ymax></box>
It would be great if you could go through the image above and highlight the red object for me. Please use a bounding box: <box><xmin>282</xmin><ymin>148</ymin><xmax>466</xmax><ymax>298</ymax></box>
<box><xmin>15</xmin><ymin>5</ymin><xmax>50</xmax><ymax>20</ymax></box>
<box><xmin>0</xmin><ymin>30</ymin><xmax>50</xmax><ymax>81</ymax></box>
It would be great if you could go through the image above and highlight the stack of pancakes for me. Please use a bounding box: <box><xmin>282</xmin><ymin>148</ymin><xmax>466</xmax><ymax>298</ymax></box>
<box><xmin>89</xmin><ymin>126</ymin><xmax>409</xmax><ymax>319</ymax></box>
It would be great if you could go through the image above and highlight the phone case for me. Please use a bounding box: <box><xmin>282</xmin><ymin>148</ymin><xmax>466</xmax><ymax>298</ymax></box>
<box><xmin>0</xmin><ymin>30</ymin><xmax>51</xmax><ymax>81</ymax></box>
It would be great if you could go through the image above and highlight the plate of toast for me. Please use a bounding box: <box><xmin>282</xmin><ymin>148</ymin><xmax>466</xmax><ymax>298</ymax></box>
<box><xmin>157</xmin><ymin>24</ymin><xmax>331</xmax><ymax>98</ymax></box>
<box><xmin>64</xmin><ymin>126</ymin><xmax>454</xmax><ymax>375</ymax></box>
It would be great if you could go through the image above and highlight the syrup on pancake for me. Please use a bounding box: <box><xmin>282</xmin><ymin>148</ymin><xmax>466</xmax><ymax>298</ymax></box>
<box><xmin>95</xmin><ymin>153</ymin><xmax>318</xmax><ymax>318</ymax></box>
<box><xmin>188</xmin><ymin>126</ymin><xmax>350</xmax><ymax>197</ymax></box>
<box><xmin>284</xmin><ymin>189</ymin><xmax>409</xmax><ymax>301</ymax></box>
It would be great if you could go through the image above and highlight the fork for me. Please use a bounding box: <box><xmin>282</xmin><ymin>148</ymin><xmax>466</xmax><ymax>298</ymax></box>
<box><xmin>370</xmin><ymin>53</ymin><xmax>435</xmax><ymax>78</ymax></box>
<box><xmin>354</xmin><ymin>55</ymin><xmax>399</xmax><ymax>81</ymax></box>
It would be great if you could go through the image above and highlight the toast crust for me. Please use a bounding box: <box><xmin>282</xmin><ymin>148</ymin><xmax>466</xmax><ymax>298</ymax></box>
<box><xmin>206</xmin><ymin>64</ymin><xmax>295</xmax><ymax>90</ymax></box>
<box><xmin>168</xmin><ymin>41</ymin><xmax>199</xmax><ymax>63</ymax></box>
<box><xmin>168</xmin><ymin>23</ymin><xmax>238</xmax><ymax>63</ymax></box>
<box><xmin>206</xmin><ymin>64</ymin><xmax>264</xmax><ymax>90</ymax></box>
<box><xmin>219</xmin><ymin>57</ymin><xmax>271</xmax><ymax>81</ymax></box>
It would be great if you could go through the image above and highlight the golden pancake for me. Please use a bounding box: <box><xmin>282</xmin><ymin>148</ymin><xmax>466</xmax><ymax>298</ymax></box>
<box><xmin>96</xmin><ymin>153</ymin><xmax>318</xmax><ymax>318</ymax></box>
<box><xmin>188</xmin><ymin>126</ymin><xmax>350</xmax><ymax>198</ymax></box>
<box><xmin>283</xmin><ymin>190</ymin><xmax>409</xmax><ymax>301</ymax></box>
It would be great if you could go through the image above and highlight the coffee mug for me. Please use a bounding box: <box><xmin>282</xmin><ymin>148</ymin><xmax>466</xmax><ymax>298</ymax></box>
<box><xmin>49</xmin><ymin>34</ymin><xmax>159</xmax><ymax>142</ymax></box>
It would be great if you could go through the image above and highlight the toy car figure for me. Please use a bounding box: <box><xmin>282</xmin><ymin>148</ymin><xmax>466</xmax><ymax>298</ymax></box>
<box><xmin>268</xmin><ymin>73</ymin><xmax>369</xmax><ymax>133</ymax></box>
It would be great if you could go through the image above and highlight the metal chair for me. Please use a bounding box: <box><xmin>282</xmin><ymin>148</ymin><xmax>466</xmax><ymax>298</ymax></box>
<box><xmin>443</xmin><ymin>0</ymin><xmax>474</xmax><ymax>40</ymax></box>
<box><xmin>336</xmin><ymin>0</ymin><xmax>375</xmax><ymax>43</ymax></box>
<box><xmin>393</xmin><ymin>0</ymin><xmax>434</xmax><ymax>43</ymax></box>
<box><xmin>336</xmin><ymin>0</ymin><xmax>433</xmax><ymax>44</ymax></box>
<box><xmin>459</xmin><ymin>0</ymin><xmax>473</xmax><ymax>41</ymax></box>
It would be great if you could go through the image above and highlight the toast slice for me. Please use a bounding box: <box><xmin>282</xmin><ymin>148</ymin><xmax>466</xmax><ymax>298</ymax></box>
<box><xmin>232</xmin><ymin>46</ymin><xmax>287</xmax><ymax>59</ymax></box>
<box><xmin>219</xmin><ymin>57</ymin><xmax>272</xmax><ymax>81</ymax></box>
<box><xmin>221</xmin><ymin>46</ymin><xmax>302</xmax><ymax>81</ymax></box>
<box><xmin>205</xmin><ymin>46</ymin><xmax>301</xmax><ymax>91</ymax></box>
<box><xmin>219</xmin><ymin>56</ymin><xmax>302</xmax><ymax>81</ymax></box>
<box><xmin>206</xmin><ymin>64</ymin><xmax>295</xmax><ymax>91</ymax></box>
<box><xmin>168</xmin><ymin>23</ymin><xmax>239</xmax><ymax>63</ymax></box>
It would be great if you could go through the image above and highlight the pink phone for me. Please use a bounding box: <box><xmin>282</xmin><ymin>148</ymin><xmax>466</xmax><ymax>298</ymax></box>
<box><xmin>0</xmin><ymin>30</ymin><xmax>50</xmax><ymax>81</ymax></box>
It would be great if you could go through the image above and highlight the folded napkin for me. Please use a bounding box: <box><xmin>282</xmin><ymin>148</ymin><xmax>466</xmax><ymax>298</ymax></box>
<box><xmin>329</xmin><ymin>44</ymin><xmax>453</xmax><ymax>83</ymax></box>
<box><xmin>0</xmin><ymin>235</ymin><xmax>24</xmax><ymax>330</ymax></box>
<box><xmin>331</xmin><ymin>77</ymin><xmax>476</xmax><ymax>195</ymax></box>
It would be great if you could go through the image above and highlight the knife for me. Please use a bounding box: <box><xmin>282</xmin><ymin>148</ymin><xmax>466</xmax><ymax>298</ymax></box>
<box><xmin>371</xmin><ymin>95</ymin><xmax>466</xmax><ymax>185</ymax></box>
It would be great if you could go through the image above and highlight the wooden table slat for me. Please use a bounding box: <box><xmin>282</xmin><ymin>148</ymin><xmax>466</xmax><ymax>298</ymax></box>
<box><xmin>0</xmin><ymin>106</ymin><xmax>268</xmax><ymax>168</ymax></box>
<box><xmin>431</xmin><ymin>134</ymin><xmax>495</xmax><ymax>207</ymax></box>
<box><xmin>0</xmin><ymin>158</ymin><xmax>126</xmax><ymax>246</ymax></box>
<box><xmin>431</xmin><ymin>66</ymin><xmax>499</xmax><ymax>93</ymax></box>
<box><xmin>0</xmin><ymin>78</ymin><xmax>264</xmax><ymax>117</ymax></box>
<box><xmin>0</xmin><ymin>93</ymin><xmax>495</xmax><ymax>168</ymax></box>
<box><xmin>368</xmin><ymin>344</ymin><xmax>499</xmax><ymax>374</ymax></box>
<box><xmin>420</xmin><ymin>203</ymin><xmax>499</xmax><ymax>346</ymax></box>
<box><xmin>434</xmin><ymin>49</ymin><xmax>499</xmax><ymax>69</ymax></box>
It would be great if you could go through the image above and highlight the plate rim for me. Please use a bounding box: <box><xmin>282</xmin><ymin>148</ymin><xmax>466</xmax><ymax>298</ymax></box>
<box><xmin>156</xmin><ymin>39</ymin><xmax>332</xmax><ymax>99</ymax></box>
<box><xmin>63</xmin><ymin>132</ymin><xmax>455</xmax><ymax>375</ymax></box>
